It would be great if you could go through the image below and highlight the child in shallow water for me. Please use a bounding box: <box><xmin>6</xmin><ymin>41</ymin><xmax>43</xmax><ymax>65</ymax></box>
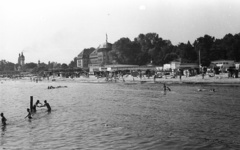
<box><xmin>210</xmin><ymin>88</ymin><xmax>216</xmax><ymax>92</ymax></box>
<box><xmin>25</xmin><ymin>108</ymin><xmax>32</xmax><ymax>119</ymax></box>
<box><xmin>42</xmin><ymin>100</ymin><xmax>51</xmax><ymax>112</ymax></box>
<box><xmin>1</xmin><ymin>113</ymin><xmax>7</xmax><ymax>125</ymax></box>
<box><xmin>32</xmin><ymin>100</ymin><xmax>43</xmax><ymax>112</ymax></box>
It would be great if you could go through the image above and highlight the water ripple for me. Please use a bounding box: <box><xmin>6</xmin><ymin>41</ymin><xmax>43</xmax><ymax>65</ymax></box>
<box><xmin>0</xmin><ymin>81</ymin><xmax>240</xmax><ymax>149</ymax></box>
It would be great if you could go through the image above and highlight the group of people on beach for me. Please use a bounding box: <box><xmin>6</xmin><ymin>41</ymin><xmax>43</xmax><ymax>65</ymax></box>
<box><xmin>1</xmin><ymin>100</ymin><xmax>51</xmax><ymax>126</ymax></box>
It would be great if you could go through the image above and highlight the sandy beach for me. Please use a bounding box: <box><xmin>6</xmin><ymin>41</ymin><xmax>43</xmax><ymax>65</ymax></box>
<box><xmin>31</xmin><ymin>73</ymin><xmax>240</xmax><ymax>85</ymax></box>
<box><xmin>1</xmin><ymin>73</ymin><xmax>240</xmax><ymax>85</ymax></box>
<box><xmin>67</xmin><ymin>73</ymin><xmax>240</xmax><ymax>85</ymax></box>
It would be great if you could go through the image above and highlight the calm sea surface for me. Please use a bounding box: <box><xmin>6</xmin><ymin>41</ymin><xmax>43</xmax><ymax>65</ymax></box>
<box><xmin>0</xmin><ymin>79</ymin><xmax>240</xmax><ymax>150</ymax></box>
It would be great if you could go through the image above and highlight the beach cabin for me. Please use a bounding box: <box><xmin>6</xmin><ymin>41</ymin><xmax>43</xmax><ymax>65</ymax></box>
<box><xmin>163</xmin><ymin>64</ymin><xmax>171</xmax><ymax>71</ymax></box>
<box><xmin>211</xmin><ymin>60</ymin><xmax>235</xmax><ymax>72</ymax></box>
<box><xmin>170</xmin><ymin>61</ymin><xmax>181</xmax><ymax>70</ymax></box>
<box><xmin>169</xmin><ymin>59</ymin><xmax>199</xmax><ymax>76</ymax></box>
<box><xmin>235</xmin><ymin>62</ymin><xmax>240</xmax><ymax>70</ymax></box>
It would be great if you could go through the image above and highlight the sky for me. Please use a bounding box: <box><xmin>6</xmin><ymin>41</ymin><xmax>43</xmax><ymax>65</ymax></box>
<box><xmin>1</xmin><ymin>0</ymin><xmax>240</xmax><ymax>64</ymax></box>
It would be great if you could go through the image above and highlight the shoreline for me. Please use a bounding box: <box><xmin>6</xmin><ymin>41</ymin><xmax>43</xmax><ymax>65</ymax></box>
<box><xmin>1</xmin><ymin>73</ymin><xmax>240</xmax><ymax>86</ymax></box>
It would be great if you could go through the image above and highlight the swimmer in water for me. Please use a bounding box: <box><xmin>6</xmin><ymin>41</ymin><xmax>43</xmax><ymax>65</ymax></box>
<box><xmin>25</xmin><ymin>108</ymin><xmax>32</xmax><ymax>119</ymax></box>
<box><xmin>198</xmin><ymin>88</ymin><xmax>207</xmax><ymax>91</ymax></box>
<box><xmin>48</xmin><ymin>86</ymin><xmax>55</xmax><ymax>89</ymax></box>
<box><xmin>163</xmin><ymin>83</ymin><xmax>171</xmax><ymax>91</ymax></box>
<box><xmin>32</xmin><ymin>100</ymin><xmax>43</xmax><ymax>112</ymax></box>
<box><xmin>1</xmin><ymin>113</ymin><xmax>7</xmax><ymax>126</ymax></box>
<box><xmin>42</xmin><ymin>100</ymin><xmax>51</xmax><ymax>112</ymax></box>
<box><xmin>210</xmin><ymin>88</ymin><xmax>216</xmax><ymax>92</ymax></box>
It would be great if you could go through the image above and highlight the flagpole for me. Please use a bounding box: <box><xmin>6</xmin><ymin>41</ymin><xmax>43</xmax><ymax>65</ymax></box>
<box><xmin>199</xmin><ymin>49</ymin><xmax>201</xmax><ymax>72</ymax></box>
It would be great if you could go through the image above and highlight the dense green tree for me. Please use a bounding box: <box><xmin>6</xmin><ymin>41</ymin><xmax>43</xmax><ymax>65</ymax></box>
<box><xmin>0</xmin><ymin>61</ymin><xmax>15</xmax><ymax>71</ymax></box>
<box><xmin>232</xmin><ymin>34</ymin><xmax>240</xmax><ymax>61</ymax></box>
<box><xmin>176</xmin><ymin>41</ymin><xmax>197</xmax><ymax>62</ymax></box>
<box><xmin>222</xmin><ymin>33</ymin><xmax>240</xmax><ymax>61</ymax></box>
<box><xmin>31</xmin><ymin>66</ymin><xmax>48</xmax><ymax>74</ymax></box>
<box><xmin>164</xmin><ymin>52</ymin><xmax>179</xmax><ymax>63</ymax></box>
<box><xmin>61</xmin><ymin>63</ymin><xmax>68</xmax><ymax>69</ymax></box>
<box><xmin>69</xmin><ymin>57</ymin><xmax>77</xmax><ymax>68</ymax></box>
<box><xmin>110</xmin><ymin>38</ymin><xmax>141</xmax><ymax>64</ymax></box>
<box><xmin>193</xmin><ymin>35</ymin><xmax>215</xmax><ymax>66</ymax></box>
<box><xmin>4</xmin><ymin>62</ymin><xmax>15</xmax><ymax>71</ymax></box>
<box><xmin>136</xmin><ymin>33</ymin><xmax>159</xmax><ymax>64</ymax></box>
<box><xmin>209</xmin><ymin>39</ymin><xmax>226</xmax><ymax>61</ymax></box>
<box><xmin>55</xmin><ymin>63</ymin><xmax>61</xmax><ymax>69</ymax></box>
<box><xmin>25</xmin><ymin>62</ymin><xmax>38</xmax><ymax>69</ymax></box>
<box><xmin>135</xmin><ymin>33</ymin><xmax>175</xmax><ymax>65</ymax></box>
<box><xmin>0</xmin><ymin>62</ymin><xmax>4</xmax><ymax>71</ymax></box>
<box><xmin>3</xmin><ymin>32</ymin><xmax>240</xmax><ymax>71</ymax></box>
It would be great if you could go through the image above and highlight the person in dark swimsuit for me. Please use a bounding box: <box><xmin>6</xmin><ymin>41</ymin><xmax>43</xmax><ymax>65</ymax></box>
<box><xmin>1</xmin><ymin>113</ymin><xmax>7</xmax><ymax>126</ymax></box>
<box><xmin>32</xmin><ymin>100</ymin><xmax>43</xmax><ymax>112</ymax></box>
<box><xmin>163</xmin><ymin>83</ymin><xmax>171</xmax><ymax>91</ymax></box>
<box><xmin>43</xmin><ymin>100</ymin><xmax>51</xmax><ymax>112</ymax></box>
<box><xmin>25</xmin><ymin>108</ymin><xmax>32</xmax><ymax>119</ymax></box>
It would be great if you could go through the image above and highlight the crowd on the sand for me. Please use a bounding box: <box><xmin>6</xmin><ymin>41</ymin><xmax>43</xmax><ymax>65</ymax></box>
<box><xmin>1</xmin><ymin>100</ymin><xmax>51</xmax><ymax>126</ymax></box>
<box><xmin>1</xmin><ymin>68</ymin><xmax>240</xmax><ymax>84</ymax></box>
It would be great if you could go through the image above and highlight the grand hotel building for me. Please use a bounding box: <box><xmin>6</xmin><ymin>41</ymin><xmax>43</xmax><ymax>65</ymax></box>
<box><xmin>77</xmin><ymin>39</ymin><xmax>112</xmax><ymax>72</ymax></box>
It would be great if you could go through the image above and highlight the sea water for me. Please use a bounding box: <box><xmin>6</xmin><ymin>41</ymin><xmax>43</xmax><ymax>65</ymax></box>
<box><xmin>0</xmin><ymin>79</ymin><xmax>240</xmax><ymax>150</ymax></box>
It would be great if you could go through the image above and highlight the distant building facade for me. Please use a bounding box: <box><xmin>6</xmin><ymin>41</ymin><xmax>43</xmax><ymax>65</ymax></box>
<box><xmin>211</xmin><ymin>60</ymin><xmax>235</xmax><ymax>72</ymax></box>
<box><xmin>76</xmin><ymin>35</ymin><xmax>112</xmax><ymax>71</ymax></box>
<box><xmin>77</xmin><ymin>48</ymin><xmax>95</xmax><ymax>69</ymax></box>
<box><xmin>169</xmin><ymin>58</ymin><xmax>199</xmax><ymax>70</ymax></box>
<box><xmin>89</xmin><ymin>41</ymin><xmax>112</xmax><ymax>67</ymax></box>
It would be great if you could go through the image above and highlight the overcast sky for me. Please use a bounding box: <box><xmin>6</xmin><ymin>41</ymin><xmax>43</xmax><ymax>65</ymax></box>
<box><xmin>1</xmin><ymin>0</ymin><xmax>240</xmax><ymax>64</ymax></box>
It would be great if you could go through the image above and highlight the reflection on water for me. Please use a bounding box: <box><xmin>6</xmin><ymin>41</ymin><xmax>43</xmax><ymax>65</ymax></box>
<box><xmin>1</xmin><ymin>125</ymin><xmax>6</xmax><ymax>147</ymax></box>
<box><xmin>0</xmin><ymin>80</ymin><xmax>240</xmax><ymax>150</ymax></box>
<box><xmin>1</xmin><ymin>125</ymin><xmax>6</xmax><ymax>132</ymax></box>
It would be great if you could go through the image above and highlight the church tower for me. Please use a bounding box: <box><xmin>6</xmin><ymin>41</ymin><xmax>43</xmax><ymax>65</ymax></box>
<box><xmin>19</xmin><ymin>52</ymin><xmax>25</xmax><ymax>66</ymax></box>
<box><xmin>17</xmin><ymin>52</ymin><xmax>25</xmax><ymax>71</ymax></box>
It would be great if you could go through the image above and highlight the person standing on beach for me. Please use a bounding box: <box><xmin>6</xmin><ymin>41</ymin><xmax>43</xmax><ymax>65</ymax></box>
<box><xmin>153</xmin><ymin>74</ymin><xmax>156</xmax><ymax>82</ymax></box>
<box><xmin>42</xmin><ymin>100</ymin><xmax>51</xmax><ymax>112</ymax></box>
<box><xmin>178</xmin><ymin>69</ymin><xmax>182</xmax><ymax>80</ymax></box>
<box><xmin>1</xmin><ymin>113</ymin><xmax>7</xmax><ymax>126</ymax></box>
<box><xmin>202</xmin><ymin>72</ymin><xmax>205</xmax><ymax>79</ymax></box>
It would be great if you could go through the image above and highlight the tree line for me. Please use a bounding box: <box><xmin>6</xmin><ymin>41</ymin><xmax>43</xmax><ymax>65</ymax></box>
<box><xmin>108</xmin><ymin>32</ymin><xmax>240</xmax><ymax>67</ymax></box>
<box><xmin>1</xmin><ymin>32</ymin><xmax>240</xmax><ymax>72</ymax></box>
<box><xmin>0</xmin><ymin>58</ymin><xmax>77</xmax><ymax>73</ymax></box>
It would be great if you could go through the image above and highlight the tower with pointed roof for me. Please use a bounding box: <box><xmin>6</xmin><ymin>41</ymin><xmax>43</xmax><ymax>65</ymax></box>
<box><xmin>16</xmin><ymin>52</ymin><xmax>25</xmax><ymax>71</ymax></box>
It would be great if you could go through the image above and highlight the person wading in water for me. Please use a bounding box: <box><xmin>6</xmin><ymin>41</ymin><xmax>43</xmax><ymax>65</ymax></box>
<box><xmin>42</xmin><ymin>100</ymin><xmax>51</xmax><ymax>112</ymax></box>
<box><xmin>1</xmin><ymin>113</ymin><xmax>7</xmax><ymax>126</ymax></box>
<box><xmin>32</xmin><ymin>100</ymin><xmax>43</xmax><ymax>112</ymax></box>
<box><xmin>163</xmin><ymin>83</ymin><xmax>171</xmax><ymax>92</ymax></box>
<box><xmin>25</xmin><ymin>108</ymin><xmax>32</xmax><ymax>119</ymax></box>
